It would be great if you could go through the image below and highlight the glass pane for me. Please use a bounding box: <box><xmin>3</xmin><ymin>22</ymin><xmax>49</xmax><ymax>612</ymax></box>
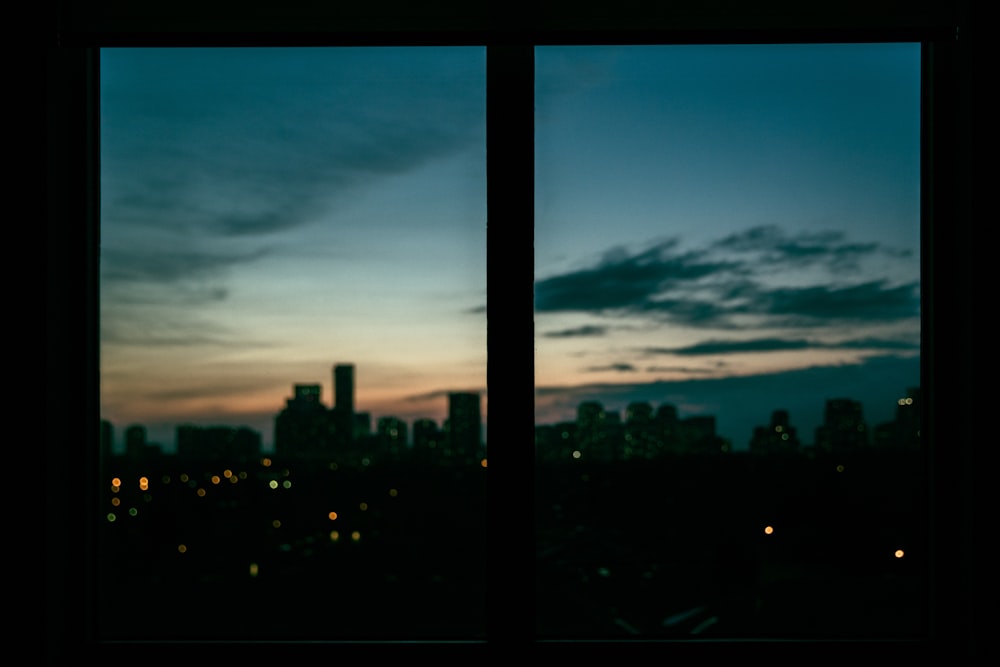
<box><xmin>99</xmin><ymin>46</ymin><xmax>487</xmax><ymax>641</ymax></box>
<box><xmin>535</xmin><ymin>44</ymin><xmax>924</xmax><ymax>639</ymax></box>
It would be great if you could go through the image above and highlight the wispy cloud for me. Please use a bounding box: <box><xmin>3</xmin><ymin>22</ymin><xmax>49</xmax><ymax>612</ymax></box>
<box><xmin>101</xmin><ymin>47</ymin><xmax>486</xmax><ymax>296</ymax></box>
<box><xmin>542</xmin><ymin>325</ymin><xmax>611</xmax><ymax>338</ymax></box>
<box><xmin>642</xmin><ymin>336</ymin><xmax>919</xmax><ymax>356</ymax></box>
<box><xmin>584</xmin><ymin>363</ymin><xmax>639</xmax><ymax>373</ymax></box>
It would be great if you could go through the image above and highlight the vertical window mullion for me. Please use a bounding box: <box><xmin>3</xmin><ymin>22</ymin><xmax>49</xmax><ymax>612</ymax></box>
<box><xmin>486</xmin><ymin>43</ymin><xmax>535</xmax><ymax>647</ymax></box>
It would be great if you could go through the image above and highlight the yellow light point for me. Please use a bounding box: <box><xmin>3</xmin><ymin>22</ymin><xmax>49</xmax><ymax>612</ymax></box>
<box><xmin>388</xmin><ymin>488</ymin><xmax>398</xmax><ymax>498</ymax></box>
<box><xmin>139</xmin><ymin>476</ymin><xmax>149</xmax><ymax>490</ymax></box>
<box><xmin>272</xmin><ymin>519</ymin><xmax>282</xmax><ymax>529</ymax></box>
<box><xmin>211</xmin><ymin>475</ymin><xmax>221</xmax><ymax>485</ymax></box>
<box><xmin>328</xmin><ymin>511</ymin><xmax>338</xmax><ymax>521</ymax></box>
<box><xmin>180</xmin><ymin>473</ymin><xmax>190</xmax><ymax>483</ymax></box>
<box><xmin>269</xmin><ymin>480</ymin><xmax>279</xmax><ymax>490</ymax></box>
<box><xmin>764</xmin><ymin>525</ymin><xmax>774</xmax><ymax>535</ymax></box>
<box><xmin>111</xmin><ymin>497</ymin><xmax>120</xmax><ymax>507</ymax></box>
<box><xmin>177</xmin><ymin>544</ymin><xmax>187</xmax><ymax>554</ymax></box>
<box><xmin>895</xmin><ymin>549</ymin><xmax>905</xmax><ymax>558</ymax></box>
<box><xmin>480</xmin><ymin>458</ymin><xmax>487</xmax><ymax>468</ymax></box>
<box><xmin>261</xmin><ymin>457</ymin><xmax>272</xmax><ymax>467</ymax></box>
<box><xmin>223</xmin><ymin>469</ymin><xmax>233</xmax><ymax>479</ymax></box>
<box><xmin>111</xmin><ymin>477</ymin><xmax>122</xmax><ymax>488</ymax></box>
<box><xmin>572</xmin><ymin>450</ymin><xmax>582</xmax><ymax>459</ymax></box>
<box><xmin>329</xmin><ymin>530</ymin><xmax>340</xmax><ymax>542</ymax></box>
<box><xmin>197</xmin><ymin>488</ymin><xmax>207</xmax><ymax>497</ymax></box>
<box><xmin>836</xmin><ymin>464</ymin><xmax>845</xmax><ymax>473</ymax></box>
<box><xmin>351</xmin><ymin>531</ymin><xmax>361</xmax><ymax>542</ymax></box>
<box><xmin>229</xmin><ymin>475</ymin><xmax>238</xmax><ymax>484</ymax></box>
<box><xmin>106</xmin><ymin>513</ymin><xmax>116</xmax><ymax>522</ymax></box>
<box><xmin>249</xmin><ymin>563</ymin><xmax>259</xmax><ymax>577</ymax></box>
<box><xmin>359</xmin><ymin>502</ymin><xmax>368</xmax><ymax>511</ymax></box>
<box><xmin>282</xmin><ymin>480</ymin><xmax>292</xmax><ymax>489</ymax></box>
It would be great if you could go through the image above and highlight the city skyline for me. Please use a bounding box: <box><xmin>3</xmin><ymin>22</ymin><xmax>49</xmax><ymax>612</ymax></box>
<box><xmin>99</xmin><ymin>44</ymin><xmax>920</xmax><ymax>452</ymax></box>
<box><xmin>101</xmin><ymin>356</ymin><xmax>916</xmax><ymax>455</ymax></box>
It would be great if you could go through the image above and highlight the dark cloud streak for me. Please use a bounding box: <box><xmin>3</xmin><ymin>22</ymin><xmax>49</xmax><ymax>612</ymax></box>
<box><xmin>534</xmin><ymin>226</ymin><xmax>918</xmax><ymax>328</ymax></box>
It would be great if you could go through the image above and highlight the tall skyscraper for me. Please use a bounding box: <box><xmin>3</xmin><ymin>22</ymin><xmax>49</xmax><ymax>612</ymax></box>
<box><xmin>333</xmin><ymin>364</ymin><xmax>356</xmax><ymax>447</ymax></box>
<box><xmin>448</xmin><ymin>391</ymin><xmax>482</xmax><ymax>462</ymax></box>
<box><xmin>334</xmin><ymin>364</ymin><xmax>355</xmax><ymax>415</ymax></box>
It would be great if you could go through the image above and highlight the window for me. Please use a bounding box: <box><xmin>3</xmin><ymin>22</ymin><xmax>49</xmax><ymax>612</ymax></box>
<box><xmin>534</xmin><ymin>42</ymin><xmax>925</xmax><ymax>640</ymax></box>
<box><xmin>96</xmin><ymin>45</ymin><xmax>488</xmax><ymax>641</ymax></box>
<box><xmin>46</xmin><ymin>0</ymin><xmax>977</xmax><ymax>662</ymax></box>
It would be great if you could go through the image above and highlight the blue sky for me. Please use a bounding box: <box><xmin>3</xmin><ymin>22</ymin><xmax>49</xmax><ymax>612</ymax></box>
<box><xmin>533</xmin><ymin>43</ymin><xmax>921</xmax><ymax>446</ymax></box>
<box><xmin>99</xmin><ymin>43</ymin><xmax>921</xmax><ymax>451</ymax></box>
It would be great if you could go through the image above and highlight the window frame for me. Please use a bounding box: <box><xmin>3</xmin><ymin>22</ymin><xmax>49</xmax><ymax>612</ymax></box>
<box><xmin>46</xmin><ymin>0</ymin><xmax>978</xmax><ymax>661</ymax></box>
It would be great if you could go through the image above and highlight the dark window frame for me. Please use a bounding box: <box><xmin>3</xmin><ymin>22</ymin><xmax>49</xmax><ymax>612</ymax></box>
<box><xmin>46</xmin><ymin>0</ymin><xmax>978</xmax><ymax>662</ymax></box>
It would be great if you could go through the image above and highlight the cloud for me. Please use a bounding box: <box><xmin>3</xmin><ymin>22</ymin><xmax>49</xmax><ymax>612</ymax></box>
<box><xmin>100</xmin><ymin>47</ymin><xmax>487</xmax><ymax>303</ymax></box>
<box><xmin>100</xmin><ymin>246</ymin><xmax>270</xmax><ymax>287</ymax></box>
<box><xmin>542</xmin><ymin>325</ymin><xmax>611</xmax><ymax>338</ymax></box>
<box><xmin>584</xmin><ymin>363</ymin><xmax>639</xmax><ymax>373</ymax></box>
<box><xmin>534</xmin><ymin>239</ymin><xmax>736</xmax><ymax>313</ymax></box>
<box><xmin>534</xmin><ymin>226</ymin><xmax>918</xmax><ymax>328</ymax></box>
<box><xmin>642</xmin><ymin>336</ymin><xmax>919</xmax><ymax>356</ymax></box>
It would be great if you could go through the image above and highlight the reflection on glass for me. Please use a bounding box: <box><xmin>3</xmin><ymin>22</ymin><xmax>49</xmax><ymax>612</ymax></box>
<box><xmin>98</xmin><ymin>46</ymin><xmax>487</xmax><ymax>640</ymax></box>
<box><xmin>534</xmin><ymin>44</ymin><xmax>925</xmax><ymax>639</ymax></box>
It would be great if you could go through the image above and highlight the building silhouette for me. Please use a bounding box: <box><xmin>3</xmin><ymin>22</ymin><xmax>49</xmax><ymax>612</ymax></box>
<box><xmin>447</xmin><ymin>391</ymin><xmax>483</xmax><ymax>464</ymax></box>
<box><xmin>815</xmin><ymin>397</ymin><xmax>869</xmax><ymax>454</ymax></box>
<box><xmin>749</xmin><ymin>409</ymin><xmax>801</xmax><ymax>456</ymax></box>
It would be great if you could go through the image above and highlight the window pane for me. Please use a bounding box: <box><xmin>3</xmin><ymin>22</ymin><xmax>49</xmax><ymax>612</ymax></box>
<box><xmin>98</xmin><ymin>46</ymin><xmax>487</xmax><ymax>640</ymax></box>
<box><xmin>535</xmin><ymin>44</ymin><xmax>924</xmax><ymax>639</ymax></box>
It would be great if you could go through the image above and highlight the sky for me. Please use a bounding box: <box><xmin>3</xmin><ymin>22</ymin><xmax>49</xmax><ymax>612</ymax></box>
<box><xmin>533</xmin><ymin>43</ymin><xmax>921</xmax><ymax>447</ymax></box>
<box><xmin>99</xmin><ymin>47</ymin><xmax>488</xmax><ymax>451</ymax></box>
<box><xmin>100</xmin><ymin>43</ymin><xmax>921</xmax><ymax>453</ymax></box>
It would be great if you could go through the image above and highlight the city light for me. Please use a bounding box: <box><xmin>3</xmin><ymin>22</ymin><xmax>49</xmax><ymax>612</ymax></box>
<box><xmin>328</xmin><ymin>511</ymin><xmax>338</xmax><ymax>521</ymax></box>
<box><xmin>764</xmin><ymin>525</ymin><xmax>775</xmax><ymax>535</ymax></box>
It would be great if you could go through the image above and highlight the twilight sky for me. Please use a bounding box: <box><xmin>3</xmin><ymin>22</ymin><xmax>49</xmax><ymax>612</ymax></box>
<box><xmin>533</xmin><ymin>43</ymin><xmax>921</xmax><ymax>447</ymax></box>
<box><xmin>100</xmin><ymin>47</ymin><xmax>488</xmax><ymax>451</ymax></box>
<box><xmin>100</xmin><ymin>43</ymin><xmax>921</xmax><ymax>452</ymax></box>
